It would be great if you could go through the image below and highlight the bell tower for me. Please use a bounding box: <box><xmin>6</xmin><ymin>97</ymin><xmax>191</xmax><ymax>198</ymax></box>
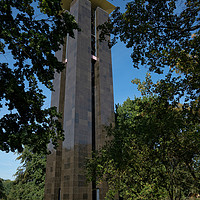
<box><xmin>44</xmin><ymin>0</ymin><xmax>115</xmax><ymax>199</ymax></box>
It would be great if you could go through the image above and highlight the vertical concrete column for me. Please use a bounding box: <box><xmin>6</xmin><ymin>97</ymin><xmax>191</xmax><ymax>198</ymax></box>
<box><xmin>95</xmin><ymin>7</ymin><xmax>114</xmax><ymax>200</ymax></box>
<box><xmin>44</xmin><ymin>45</ymin><xmax>66</xmax><ymax>200</ymax></box>
<box><xmin>61</xmin><ymin>0</ymin><xmax>92</xmax><ymax>199</ymax></box>
<box><xmin>95</xmin><ymin>7</ymin><xmax>114</xmax><ymax>150</ymax></box>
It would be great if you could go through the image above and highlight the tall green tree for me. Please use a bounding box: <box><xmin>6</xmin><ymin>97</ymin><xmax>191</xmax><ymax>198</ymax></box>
<box><xmin>87</xmin><ymin>96</ymin><xmax>200</xmax><ymax>200</ymax></box>
<box><xmin>6</xmin><ymin>147</ymin><xmax>46</xmax><ymax>200</ymax></box>
<box><xmin>88</xmin><ymin>2</ymin><xmax>200</xmax><ymax>198</ymax></box>
<box><xmin>0</xmin><ymin>0</ymin><xmax>78</xmax><ymax>153</ymax></box>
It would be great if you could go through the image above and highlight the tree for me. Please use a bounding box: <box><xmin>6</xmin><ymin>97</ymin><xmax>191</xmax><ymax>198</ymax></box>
<box><xmin>86</xmin><ymin>96</ymin><xmax>200</xmax><ymax>200</ymax></box>
<box><xmin>100</xmin><ymin>0</ymin><xmax>199</xmax><ymax>104</ymax></box>
<box><xmin>87</xmin><ymin>1</ymin><xmax>200</xmax><ymax>198</ymax></box>
<box><xmin>1</xmin><ymin>179</ymin><xmax>13</xmax><ymax>200</ymax></box>
<box><xmin>0</xmin><ymin>0</ymin><xmax>79</xmax><ymax>153</ymax></box>
<box><xmin>0</xmin><ymin>178</ymin><xmax>6</xmax><ymax>199</ymax></box>
<box><xmin>5</xmin><ymin>147</ymin><xmax>46</xmax><ymax>200</ymax></box>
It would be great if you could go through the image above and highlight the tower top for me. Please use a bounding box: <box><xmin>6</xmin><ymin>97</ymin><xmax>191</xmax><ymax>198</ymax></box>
<box><xmin>62</xmin><ymin>0</ymin><xmax>116</xmax><ymax>14</ymax></box>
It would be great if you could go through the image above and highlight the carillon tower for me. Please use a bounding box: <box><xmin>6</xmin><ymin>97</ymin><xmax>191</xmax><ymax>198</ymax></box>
<box><xmin>44</xmin><ymin>0</ymin><xmax>115</xmax><ymax>199</ymax></box>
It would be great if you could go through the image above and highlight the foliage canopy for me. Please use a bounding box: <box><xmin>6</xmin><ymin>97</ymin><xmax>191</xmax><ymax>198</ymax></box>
<box><xmin>0</xmin><ymin>0</ymin><xmax>78</xmax><ymax>153</ymax></box>
<box><xmin>87</xmin><ymin>97</ymin><xmax>200</xmax><ymax>200</ymax></box>
<box><xmin>87</xmin><ymin>0</ymin><xmax>200</xmax><ymax>199</ymax></box>
<box><xmin>100</xmin><ymin>0</ymin><xmax>200</xmax><ymax>103</ymax></box>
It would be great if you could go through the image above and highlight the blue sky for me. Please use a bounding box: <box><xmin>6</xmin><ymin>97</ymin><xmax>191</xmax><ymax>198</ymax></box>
<box><xmin>0</xmin><ymin>0</ymin><xmax>163</xmax><ymax>180</ymax></box>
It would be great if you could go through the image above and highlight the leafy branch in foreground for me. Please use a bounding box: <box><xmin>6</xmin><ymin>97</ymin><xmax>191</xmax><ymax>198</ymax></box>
<box><xmin>99</xmin><ymin>0</ymin><xmax>199</xmax><ymax>104</ymax></box>
<box><xmin>0</xmin><ymin>0</ymin><xmax>79</xmax><ymax>153</ymax></box>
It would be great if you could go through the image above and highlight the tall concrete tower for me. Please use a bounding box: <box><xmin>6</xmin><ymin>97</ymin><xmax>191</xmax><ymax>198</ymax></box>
<box><xmin>44</xmin><ymin>0</ymin><xmax>115</xmax><ymax>199</ymax></box>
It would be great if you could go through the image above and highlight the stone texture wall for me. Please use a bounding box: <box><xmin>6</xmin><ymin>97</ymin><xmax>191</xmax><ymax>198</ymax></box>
<box><xmin>61</xmin><ymin>0</ymin><xmax>92</xmax><ymax>199</ymax></box>
<box><xmin>44</xmin><ymin>46</ymin><xmax>66</xmax><ymax>200</ymax></box>
<box><xmin>45</xmin><ymin>0</ymin><xmax>114</xmax><ymax>199</ymax></box>
<box><xmin>95</xmin><ymin>7</ymin><xmax>114</xmax><ymax>150</ymax></box>
<box><xmin>94</xmin><ymin>7</ymin><xmax>114</xmax><ymax>200</ymax></box>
